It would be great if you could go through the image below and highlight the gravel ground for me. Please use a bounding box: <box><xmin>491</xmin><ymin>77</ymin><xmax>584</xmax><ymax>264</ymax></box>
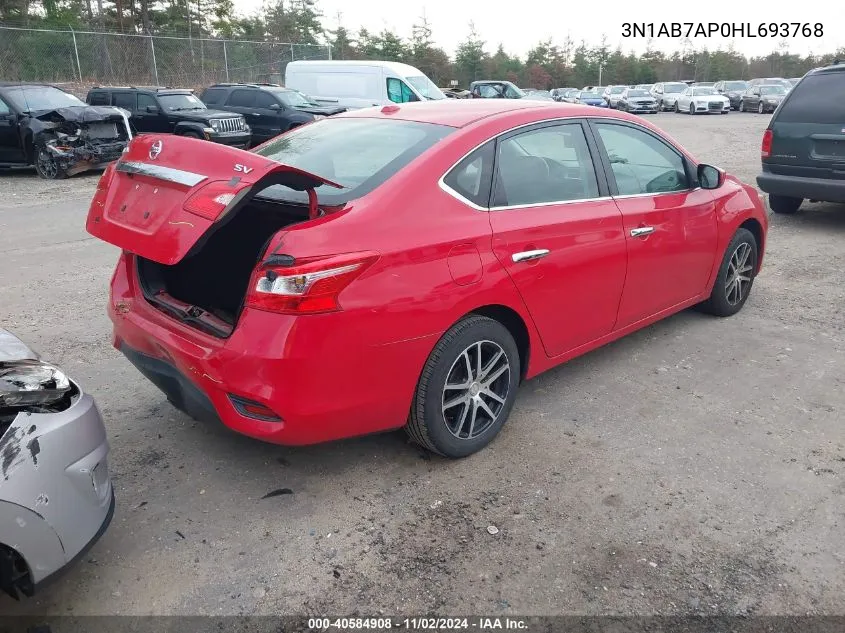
<box><xmin>1</xmin><ymin>111</ymin><xmax>843</xmax><ymax>617</ymax></box>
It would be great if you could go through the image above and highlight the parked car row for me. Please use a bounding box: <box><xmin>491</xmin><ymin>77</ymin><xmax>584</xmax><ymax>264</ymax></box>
<box><xmin>546</xmin><ymin>77</ymin><xmax>797</xmax><ymax>117</ymax></box>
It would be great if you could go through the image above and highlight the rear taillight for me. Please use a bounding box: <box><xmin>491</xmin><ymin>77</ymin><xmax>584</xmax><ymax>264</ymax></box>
<box><xmin>183</xmin><ymin>180</ymin><xmax>251</xmax><ymax>221</ymax></box>
<box><xmin>97</xmin><ymin>162</ymin><xmax>116</xmax><ymax>191</ymax></box>
<box><xmin>245</xmin><ymin>252</ymin><xmax>379</xmax><ymax>315</ymax></box>
<box><xmin>761</xmin><ymin>129</ymin><xmax>773</xmax><ymax>159</ymax></box>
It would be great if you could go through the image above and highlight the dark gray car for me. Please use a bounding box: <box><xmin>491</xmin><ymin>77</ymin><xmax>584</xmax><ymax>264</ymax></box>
<box><xmin>1</xmin><ymin>329</ymin><xmax>113</xmax><ymax>599</ymax></box>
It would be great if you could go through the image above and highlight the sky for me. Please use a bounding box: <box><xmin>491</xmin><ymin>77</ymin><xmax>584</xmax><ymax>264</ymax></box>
<box><xmin>235</xmin><ymin>0</ymin><xmax>844</xmax><ymax>59</ymax></box>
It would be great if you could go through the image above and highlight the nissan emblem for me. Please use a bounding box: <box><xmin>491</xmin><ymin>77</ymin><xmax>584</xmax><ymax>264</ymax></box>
<box><xmin>149</xmin><ymin>140</ymin><xmax>163</xmax><ymax>160</ymax></box>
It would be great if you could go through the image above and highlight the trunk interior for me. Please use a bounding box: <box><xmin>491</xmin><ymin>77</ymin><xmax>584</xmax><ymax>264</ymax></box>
<box><xmin>137</xmin><ymin>198</ymin><xmax>309</xmax><ymax>333</ymax></box>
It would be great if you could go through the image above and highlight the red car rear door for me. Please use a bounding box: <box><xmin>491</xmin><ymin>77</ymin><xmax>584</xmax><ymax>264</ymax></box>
<box><xmin>588</xmin><ymin>120</ymin><xmax>718</xmax><ymax>329</ymax></box>
<box><xmin>485</xmin><ymin>120</ymin><xmax>627</xmax><ymax>358</ymax></box>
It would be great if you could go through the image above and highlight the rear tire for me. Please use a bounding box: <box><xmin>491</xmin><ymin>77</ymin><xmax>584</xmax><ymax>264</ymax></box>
<box><xmin>769</xmin><ymin>194</ymin><xmax>803</xmax><ymax>214</ymax></box>
<box><xmin>699</xmin><ymin>228</ymin><xmax>758</xmax><ymax>317</ymax></box>
<box><xmin>405</xmin><ymin>315</ymin><xmax>520</xmax><ymax>458</ymax></box>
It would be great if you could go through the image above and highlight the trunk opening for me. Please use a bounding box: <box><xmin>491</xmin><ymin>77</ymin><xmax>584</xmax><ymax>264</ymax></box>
<box><xmin>136</xmin><ymin>197</ymin><xmax>309</xmax><ymax>336</ymax></box>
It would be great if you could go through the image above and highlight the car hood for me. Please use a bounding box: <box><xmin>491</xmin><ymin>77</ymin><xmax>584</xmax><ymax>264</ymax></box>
<box><xmin>0</xmin><ymin>328</ymin><xmax>38</xmax><ymax>362</ymax></box>
<box><xmin>171</xmin><ymin>109</ymin><xmax>243</xmax><ymax>122</ymax></box>
<box><xmin>580</xmin><ymin>96</ymin><xmax>603</xmax><ymax>101</ymax></box>
<box><xmin>628</xmin><ymin>97</ymin><xmax>656</xmax><ymax>101</ymax></box>
<box><xmin>291</xmin><ymin>104</ymin><xmax>346</xmax><ymax>115</ymax></box>
<box><xmin>29</xmin><ymin>105</ymin><xmax>127</xmax><ymax>123</ymax></box>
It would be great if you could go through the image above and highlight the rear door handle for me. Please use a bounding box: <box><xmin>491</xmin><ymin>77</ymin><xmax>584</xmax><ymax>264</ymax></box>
<box><xmin>630</xmin><ymin>227</ymin><xmax>655</xmax><ymax>237</ymax></box>
<box><xmin>512</xmin><ymin>249</ymin><xmax>550</xmax><ymax>263</ymax></box>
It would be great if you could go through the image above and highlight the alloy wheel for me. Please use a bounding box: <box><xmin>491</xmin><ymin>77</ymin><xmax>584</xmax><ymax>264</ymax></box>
<box><xmin>36</xmin><ymin>148</ymin><xmax>58</xmax><ymax>179</ymax></box>
<box><xmin>441</xmin><ymin>340</ymin><xmax>511</xmax><ymax>440</ymax></box>
<box><xmin>725</xmin><ymin>242</ymin><xmax>754</xmax><ymax>306</ymax></box>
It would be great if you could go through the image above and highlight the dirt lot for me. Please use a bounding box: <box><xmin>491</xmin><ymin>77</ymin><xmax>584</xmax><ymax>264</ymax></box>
<box><xmin>1</xmin><ymin>112</ymin><xmax>843</xmax><ymax>617</ymax></box>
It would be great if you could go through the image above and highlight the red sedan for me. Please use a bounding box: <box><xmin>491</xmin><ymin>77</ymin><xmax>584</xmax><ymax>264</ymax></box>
<box><xmin>87</xmin><ymin>100</ymin><xmax>768</xmax><ymax>458</ymax></box>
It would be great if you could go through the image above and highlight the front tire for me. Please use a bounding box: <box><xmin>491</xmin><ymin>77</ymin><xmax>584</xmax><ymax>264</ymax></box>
<box><xmin>180</xmin><ymin>130</ymin><xmax>203</xmax><ymax>139</ymax></box>
<box><xmin>689</xmin><ymin>103</ymin><xmax>695</xmax><ymax>115</ymax></box>
<box><xmin>769</xmin><ymin>194</ymin><xmax>803</xmax><ymax>214</ymax></box>
<box><xmin>34</xmin><ymin>144</ymin><xmax>66</xmax><ymax>180</ymax></box>
<box><xmin>699</xmin><ymin>228</ymin><xmax>758</xmax><ymax>317</ymax></box>
<box><xmin>739</xmin><ymin>100</ymin><xmax>746</xmax><ymax>112</ymax></box>
<box><xmin>406</xmin><ymin>315</ymin><xmax>520</xmax><ymax>458</ymax></box>
<box><xmin>757</xmin><ymin>102</ymin><xmax>764</xmax><ymax>114</ymax></box>
<box><xmin>674</xmin><ymin>102</ymin><xmax>680</xmax><ymax>113</ymax></box>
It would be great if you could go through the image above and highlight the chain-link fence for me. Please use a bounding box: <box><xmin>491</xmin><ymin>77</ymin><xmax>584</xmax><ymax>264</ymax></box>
<box><xmin>0</xmin><ymin>26</ymin><xmax>332</xmax><ymax>88</ymax></box>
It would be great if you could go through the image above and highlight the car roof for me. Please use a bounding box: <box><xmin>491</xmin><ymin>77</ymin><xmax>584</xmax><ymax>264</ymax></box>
<box><xmin>0</xmin><ymin>82</ymin><xmax>61</xmax><ymax>89</ymax></box>
<box><xmin>336</xmin><ymin>100</ymin><xmax>629</xmax><ymax>128</ymax></box>
<box><xmin>287</xmin><ymin>59</ymin><xmax>424</xmax><ymax>76</ymax></box>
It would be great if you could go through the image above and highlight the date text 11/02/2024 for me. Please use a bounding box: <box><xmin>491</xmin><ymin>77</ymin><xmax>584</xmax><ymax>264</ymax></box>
<box><xmin>307</xmin><ymin>617</ymin><xmax>528</xmax><ymax>630</ymax></box>
<box><xmin>622</xmin><ymin>22</ymin><xmax>824</xmax><ymax>38</ymax></box>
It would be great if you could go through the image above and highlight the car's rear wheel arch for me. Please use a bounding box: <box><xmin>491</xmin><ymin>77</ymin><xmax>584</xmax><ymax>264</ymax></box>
<box><xmin>465</xmin><ymin>305</ymin><xmax>530</xmax><ymax>381</ymax></box>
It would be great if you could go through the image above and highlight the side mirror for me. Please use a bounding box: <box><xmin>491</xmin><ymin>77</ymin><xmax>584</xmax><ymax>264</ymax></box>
<box><xmin>269</xmin><ymin>102</ymin><xmax>281</xmax><ymax>110</ymax></box>
<box><xmin>698</xmin><ymin>164</ymin><xmax>724</xmax><ymax>190</ymax></box>
<box><xmin>145</xmin><ymin>105</ymin><xmax>159</xmax><ymax>113</ymax></box>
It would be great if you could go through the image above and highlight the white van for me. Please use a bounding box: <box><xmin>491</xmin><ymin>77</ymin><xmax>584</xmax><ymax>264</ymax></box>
<box><xmin>284</xmin><ymin>60</ymin><xmax>447</xmax><ymax>110</ymax></box>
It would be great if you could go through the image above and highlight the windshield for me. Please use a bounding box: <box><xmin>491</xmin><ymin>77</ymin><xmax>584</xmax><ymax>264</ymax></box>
<box><xmin>725</xmin><ymin>81</ymin><xmax>747</xmax><ymax>91</ymax></box>
<box><xmin>692</xmin><ymin>87</ymin><xmax>717</xmax><ymax>96</ymax></box>
<box><xmin>664</xmin><ymin>83</ymin><xmax>687</xmax><ymax>93</ymax></box>
<box><xmin>254</xmin><ymin>118</ymin><xmax>453</xmax><ymax>205</ymax></box>
<box><xmin>611</xmin><ymin>86</ymin><xmax>625</xmax><ymax>94</ymax></box>
<box><xmin>636</xmin><ymin>84</ymin><xmax>653</xmax><ymax>90</ymax></box>
<box><xmin>158</xmin><ymin>93</ymin><xmax>206</xmax><ymax>111</ymax></box>
<box><xmin>4</xmin><ymin>86</ymin><xmax>85</xmax><ymax>111</ymax></box>
<box><xmin>627</xmin><ymin>90</ymin><xmax>648</xmax><ymax>97</ymax></box>
<box><xmin>405</xmin><ymin>75</ymin><xmax>446</xmax><ymax>100</ymax></box>
<box><xmin>582</xmin><ymin>89</ymin><xmax>600</xmax><ymax>96</ymax></box>
<box><xmin>276</xmin><ymin>90</ymin><xmax>313</xmax><ymax>107</ymax></box>
<box><xmin>761</xmin><ymin>85</ymin><xmax>787</xmax><ymax>95</ymax></box>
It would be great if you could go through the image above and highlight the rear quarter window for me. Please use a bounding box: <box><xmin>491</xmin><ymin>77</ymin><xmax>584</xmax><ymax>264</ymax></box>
<box><xmin>776</xmin><ymin>72</ymin><xmax>845</xmax><ymax>124</ymax></box>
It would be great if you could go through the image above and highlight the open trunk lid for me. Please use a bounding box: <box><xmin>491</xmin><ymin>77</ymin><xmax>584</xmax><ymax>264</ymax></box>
<box><xmin>86</xmin><ymin>134</ymin><xmax>342</xmax><ymax>265</ymax></box>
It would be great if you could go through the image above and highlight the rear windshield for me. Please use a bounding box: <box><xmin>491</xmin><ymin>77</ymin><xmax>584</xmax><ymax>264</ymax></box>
<box><xmin>775</xmin><ymin>72</ymin><xmax>845</xmax><ymax>124</ymax></box>
<box><xmin>253</xmin><ymin>117</ymin><xmax>454</xmax><ymax>205</ymax></box>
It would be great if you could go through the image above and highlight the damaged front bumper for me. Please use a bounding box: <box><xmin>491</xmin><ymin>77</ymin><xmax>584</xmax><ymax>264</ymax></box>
<box><xmin>0</xmin><ymin>332</ymin><xmax>114</xmax><ymax>599</ymax></box>
<box><xmin>28</xmin><ymin>105</ymin><xmax>132</xmax><ymax>178</ymax></box>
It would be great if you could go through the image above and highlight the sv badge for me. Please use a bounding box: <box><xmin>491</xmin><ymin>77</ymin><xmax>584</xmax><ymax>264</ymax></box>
<box><xmin>234</xmin><ymin>164</ymin><xmax>253</xmax><ymax>174</ymax></box>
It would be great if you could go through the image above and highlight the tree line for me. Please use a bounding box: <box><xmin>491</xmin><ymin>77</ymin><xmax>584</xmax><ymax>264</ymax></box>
<box><xmin>2</xmin><ymin>0</ymin><xmax>843</xmax><ymax>88</ymax></box>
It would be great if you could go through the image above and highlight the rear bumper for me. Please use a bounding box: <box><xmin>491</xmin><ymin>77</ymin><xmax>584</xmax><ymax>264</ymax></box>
<box><xmin>108</xmin><ymin>255</ymin><xmax>435</xmax><ymax>446</ymax></box>
<box><xmin>757</xmin><ymin>172</ymin><xmax>845</xmax><ymax>203</ymax></box>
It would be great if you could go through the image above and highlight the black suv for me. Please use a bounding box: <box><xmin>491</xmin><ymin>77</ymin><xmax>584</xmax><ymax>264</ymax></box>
<box><xmin>1</xmin><ymin>82</ymin><xmax>131</xmax><ymax>179</ymax></box>
<box><xmin>86</xmin><ymin>86</ymin><xmax>250</xmax><ymax>148</ymax></box>
<box><xmin>200</xmin><ymin>83</ymin><xmax>346</xmax><ymax>146</ymax></box>
<box><xmin>757</xmin><ymin>62</ymin><xmax>845</xmax><ymax>214</ymax></box>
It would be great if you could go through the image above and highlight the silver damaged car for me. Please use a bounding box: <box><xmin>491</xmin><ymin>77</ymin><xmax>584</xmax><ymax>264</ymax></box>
<box><xmin>0</xmin><ymin>328</ymin><xmax>114</xmax><ymax>599</ymax></box>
